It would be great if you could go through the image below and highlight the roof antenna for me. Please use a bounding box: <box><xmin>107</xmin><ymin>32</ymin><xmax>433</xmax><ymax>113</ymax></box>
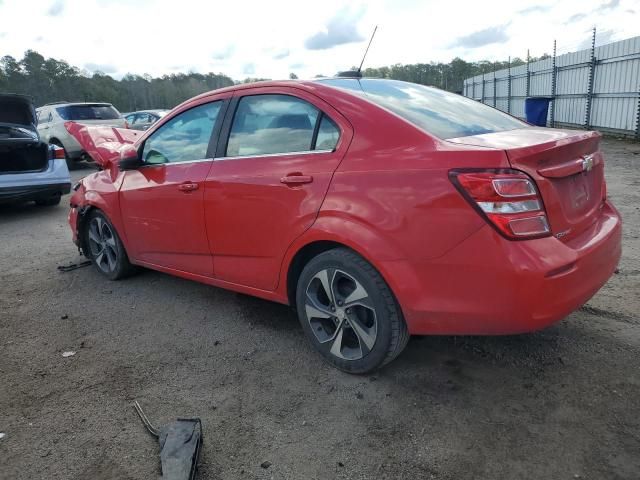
<box><xmin>357</xmin><ymin>25</ymin><xmax>378</xmax><ymax>75</ymax></box>
<box><xmin>336</xmin><ymin>25</ymin><xmax>378</xmax><ymax>78</ymax></box>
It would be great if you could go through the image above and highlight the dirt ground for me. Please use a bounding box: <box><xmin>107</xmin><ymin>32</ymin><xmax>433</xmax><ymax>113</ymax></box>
<box><xmin>1</xmin><ymin>138</ymin><xmax>639</xmax><ymax>480</ymax></box>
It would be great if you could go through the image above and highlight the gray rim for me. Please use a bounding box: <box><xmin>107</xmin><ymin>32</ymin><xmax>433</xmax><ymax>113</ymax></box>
<box><xmin>304</xmin><ymin>268</ymin><xmax>378</xmax><ymax>361</ymax></box>
<box><xmin>87</xmin><ymin>217</ymin><xmax>118</xmax><ymax>273</ymax></box>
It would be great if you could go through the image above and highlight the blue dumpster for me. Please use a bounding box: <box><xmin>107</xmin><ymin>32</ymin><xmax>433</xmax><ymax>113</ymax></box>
<box><xmin>524</xmin><ymin>97</ymin><xmax>553</xmax><ymax>127</ymax></box>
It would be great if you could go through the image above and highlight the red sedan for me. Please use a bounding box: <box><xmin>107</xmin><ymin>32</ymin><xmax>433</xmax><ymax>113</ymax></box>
<box><xmin>67</xmin><ymin>78</ymin><xmax>621</xmax><ymax>373</ymax></box>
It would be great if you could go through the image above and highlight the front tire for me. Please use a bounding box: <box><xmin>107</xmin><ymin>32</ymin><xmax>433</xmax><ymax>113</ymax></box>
<box><xmin>296</xmin><ymin>248</ymin><xmax>409</xmax><ymax>374</ymax></box>
<box><xmin>83</xmin><ymin>210</ymin><xmax>136</xmax><ymax>280</ymax></box>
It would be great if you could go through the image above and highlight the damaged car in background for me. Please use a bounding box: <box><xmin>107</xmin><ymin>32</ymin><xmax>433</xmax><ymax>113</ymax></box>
<box><xmin>36</xmin><ymin>101</ymin><xmax>126</xmax><ymax>169</ymax></box>
<box><xmin>0</xmin><ymin>94</ymin><xmax>71</xmax><ymax>206</ymax></box>
<box><xmin>64</xmin><ymin>78</ymin><xmax>621</xmax><ymax>374</ymax></box>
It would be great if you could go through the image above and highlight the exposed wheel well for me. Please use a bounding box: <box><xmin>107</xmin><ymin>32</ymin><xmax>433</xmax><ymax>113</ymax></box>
<box><xmin>49</xmin><ymin>138</ymin><xmax>63</xmax><ymax>147</ymax></box>
<box><xmin>77</xmin><ymin>205</ymin><xmax>97</xmax><ymax>255</ymax></box>
<box><xmin>286</xmin><ymin>240</ymin><xmax>351</xmax><ymax>308</ymax></box>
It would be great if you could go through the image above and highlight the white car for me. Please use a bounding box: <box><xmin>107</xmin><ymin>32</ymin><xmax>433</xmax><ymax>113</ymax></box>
<box><xmin>36</xmin><ymin>101</ymin><xmax>126</xmax><ymax>169</ymax></box>
<box><xmin>0</xmin><ymin>94</ymin><xmax>71</xmax><ymax>206</ymax></box>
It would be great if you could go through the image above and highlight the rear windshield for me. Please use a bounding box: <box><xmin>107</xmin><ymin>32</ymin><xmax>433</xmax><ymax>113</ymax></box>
<box><xmin>319</xmin><ymin>78</ymin><xmax>526</xmax><ymax>139</ymax></box>
<box><xmin>56</xmin><ymin>104</ymin><xmax>121</xmax><ymax>121</ymax></box>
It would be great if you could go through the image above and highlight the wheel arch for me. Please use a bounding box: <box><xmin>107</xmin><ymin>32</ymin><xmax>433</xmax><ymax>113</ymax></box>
<box><xmin>282</xmin><ymin>221</ymin><xmax>406</xmax><ymax>311</ymax></box>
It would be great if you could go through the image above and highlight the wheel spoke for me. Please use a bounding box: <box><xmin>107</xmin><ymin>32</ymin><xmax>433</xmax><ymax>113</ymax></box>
<box><xmin>314</xmin><ymin>269</ymin><xmax>335</xmax><ymax>305</ymax></box>
<box><xmin>349</xmin><ymin>315</ymin><xmax>376</xmax><ymax>352</ymax></box>
<box><xmin>95</xmin><ymin>217</ymin><xmax>104</xmax><ymax>239</ymax></box>
<box><xmin>343</xmin><ymin>280</ymin><xmax>370</xmax><ymax>307</ymax></box>
<box><xmin>305</xmin><ymin>300</ymin><xmax>332</xmax><ymax>320</ymax></box>
<box><xmin>105</xmin><ymin>246</ymin><xmax>117</xmax><ymax>271</ymax></box>
<box><xmin>88</xmin><ymin>227</ymin><xmax>100</xmax><ymax>245</ymax></box>
<box><xmin>95</xmin><ymin>251</ymin><xmax>105</xmax><ymax>269</ymax></box>
<box><xmin>329</xmin><ymin>321</ymin><xmax>346</xmax><ymax>358</ymax></box>
<box><xmin>105</xmin><ymin>235</ymin><xmax>116</xmax><ymax>248</ymax></box>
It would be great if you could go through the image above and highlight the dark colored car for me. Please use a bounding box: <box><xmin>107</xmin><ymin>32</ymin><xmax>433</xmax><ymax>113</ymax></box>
<box><xmin>0</xmin><ymin>94</ymin><xmax>71</xmax><ymax>205</ymax></box>
<box><xmin>124</xmin><ymin>110</ymin><xmax>169</xmax><ymax>131</ymax></box>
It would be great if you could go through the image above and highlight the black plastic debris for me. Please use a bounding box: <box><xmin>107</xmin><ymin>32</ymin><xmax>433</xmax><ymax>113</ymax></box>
<box><xmin>134</xmin><ymin>401</ymin><xmax>203</xmax><ymax>480</ymax></box>
<box><xmin>57</xmin><ymin>260</ymin><xmax>92</xmax><ymax>272</ymax></box>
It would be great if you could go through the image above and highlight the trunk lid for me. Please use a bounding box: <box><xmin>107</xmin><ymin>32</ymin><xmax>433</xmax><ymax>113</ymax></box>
<box><xmin>0</xmin><ymin>94</ymin><xmax>37</xmax><ymax>131</ymax></box>
<box><xmin>447</xmin><ymin>127</ymin><xmax>605</xmax><ymax>242</ymax></box>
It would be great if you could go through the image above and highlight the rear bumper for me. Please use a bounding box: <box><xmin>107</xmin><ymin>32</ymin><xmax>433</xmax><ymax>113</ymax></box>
<box><xmin>0</xmin><ymin>182</ymin><xmax>71</xmax><ymax>203</ymax></box>
<box><xmin>0</xmin><ymin>158</ymin><xmax>71</xmax><ymax>203</ymax></box>
<box><xmin>385</xmin><ymin>201</ymin><xmax>622</xmax><ymax>335</ymax></box>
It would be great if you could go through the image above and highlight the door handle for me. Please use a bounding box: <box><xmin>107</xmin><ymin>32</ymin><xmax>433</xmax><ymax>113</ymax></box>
<box><xmin>178</xmin><ymin>182</ymin><xmax>199</xmax><ymax>192</ymax></box>
<box><xmin>280</xmin><ymin>174</ymin><xmax>313</xmax><ymax>185</ymax></box>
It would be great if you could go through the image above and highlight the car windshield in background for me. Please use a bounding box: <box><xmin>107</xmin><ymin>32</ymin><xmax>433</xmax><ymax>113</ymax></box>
<box><xmin>319</xmin><ymin>78</ymin><xmax>526</xmax><ymax>139</ymax></box>
<box><xmin>56</xmin><ymin>104</ymin><xmax>120</xmax><ymax>121</ymax></box>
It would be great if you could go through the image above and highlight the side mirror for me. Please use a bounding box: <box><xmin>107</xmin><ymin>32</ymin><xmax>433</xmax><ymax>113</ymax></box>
<box><xmin>119</xmin><ymin>146</ymin><xmax>142</xmax><ymax>171</ymax></box>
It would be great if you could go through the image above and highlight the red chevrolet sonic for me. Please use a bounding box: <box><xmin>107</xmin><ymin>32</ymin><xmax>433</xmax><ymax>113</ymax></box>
<box><xmin>67</xmin><ymin>78</ymin><xmax>621</xmax><ymax>373</ymax></box>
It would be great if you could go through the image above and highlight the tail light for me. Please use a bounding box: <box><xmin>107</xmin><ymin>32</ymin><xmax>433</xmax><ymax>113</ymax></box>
<box><xmin>52</xmin><ymin>145</ymin><xmax>66</xmax><ymax>159</ymax></box>
<box><xmin>449</xmin><ymin>169</ymin><xmax>551</xmax><ymax>240</ymax></box>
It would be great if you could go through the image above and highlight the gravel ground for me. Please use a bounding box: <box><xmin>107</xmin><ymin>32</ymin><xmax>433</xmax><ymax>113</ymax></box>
<box><xmin>1</xmin><ymin>138</ymin><xmax>639</xmax><ymax>480</ymax></box>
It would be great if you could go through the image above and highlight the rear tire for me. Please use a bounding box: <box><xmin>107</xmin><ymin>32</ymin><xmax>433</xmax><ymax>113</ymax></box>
<box><xmin>35</xmin><ymin>195</ymin><xmax>61</xmax><ymax>206</ymax></box>
<box><xmin>296</xmin><ymin>248</ymin><xmax>410</xmax><ymax>374</ymax></box>
<box><xmin>83</xmin><ymin>210</ymin><xmax>136</xmax><ymax>280</ymax></box>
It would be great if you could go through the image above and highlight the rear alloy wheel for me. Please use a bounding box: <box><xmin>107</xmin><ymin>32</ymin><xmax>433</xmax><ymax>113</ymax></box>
<box><xmin>84</xmin><ymin>211</ymin><xmax>136</xmax><ymax>280</ymax></box>
<box><xmin>296</xmin><ymin>248</ymin><xmax>409</xmax><ymax>374</ymax></box>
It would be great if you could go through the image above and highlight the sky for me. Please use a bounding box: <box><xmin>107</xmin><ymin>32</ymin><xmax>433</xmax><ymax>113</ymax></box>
<box><xmin>0</xmin><ymin>0</ymin><xmax>638</xmax><ymax>80</ymax></box>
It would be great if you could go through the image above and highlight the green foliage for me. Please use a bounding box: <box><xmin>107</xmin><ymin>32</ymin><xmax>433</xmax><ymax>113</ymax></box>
<box><xmin>0</xmin><ymin>50</ymin><xmax>551</xmax><ymax>110</ymax></box>
<box><xmin>361</xmin><ymin>55</ymin><xmax>546</xmax><ymax>93</ymax></box>
<box><xmin>0</xmin><ymin>50</ymin><xmax>234</xmax><ymax>110</ymax></box>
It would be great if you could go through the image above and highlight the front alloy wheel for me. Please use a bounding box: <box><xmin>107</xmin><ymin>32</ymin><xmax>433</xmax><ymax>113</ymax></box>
<box><xmin>83</xmin><ymin>210</ymin><xmax>136</xmax><ymax>280</ymax></box>
<box><xmin>296</xmin><ymin>248</ymin><xmax>410</xmax><ymax>374</ymax></box>
<box><xmin>87</xmin><ymin>216</ymin><xmax>118</xmax><ymax>274</ymax></box>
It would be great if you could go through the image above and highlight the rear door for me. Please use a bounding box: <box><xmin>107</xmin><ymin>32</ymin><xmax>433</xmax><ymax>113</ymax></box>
<box><xmin>118</xmin><ymin>98</ymin><xmax>228</xmax><ymax>276</ymax></box>
<box><xmin>204</xmin><ymin>87</ymin><xmax>353</xmax><ymax>290</ymax></box>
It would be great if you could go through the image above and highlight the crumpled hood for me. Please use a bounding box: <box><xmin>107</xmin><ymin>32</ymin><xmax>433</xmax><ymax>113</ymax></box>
<box><xmin>0</xmin><ymin>94</ymin><xmax>37</xmax><ymax>130</ymax></box>
<box><xmin>65</xmin><ymin>122</ymin><xmax>142</xmax><ymax>167</ymax></box>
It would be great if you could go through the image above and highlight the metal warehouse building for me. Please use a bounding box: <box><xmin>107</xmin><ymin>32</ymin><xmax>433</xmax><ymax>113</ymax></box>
<box><xmin>462</xmin><ymin>36</ymin><xmax>640</xmax><ymax>138</ymax></box>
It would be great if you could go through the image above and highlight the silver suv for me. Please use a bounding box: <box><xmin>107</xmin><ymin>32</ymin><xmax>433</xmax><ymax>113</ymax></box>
<box><xmin>36</xmin><ymin>102</ymin><xmax>126</xmax><ymax>169</ymax></box>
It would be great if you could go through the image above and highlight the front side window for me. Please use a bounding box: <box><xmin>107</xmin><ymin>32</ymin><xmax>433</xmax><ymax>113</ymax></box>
<box><xmin>226</xmin><ymin>94</ymin><xmax>325</xmax><ymax>157</ymax></box>
<box><xmin>142</xmin><ymin>101</ymin><xmax>221</xmax><ymax>164</ymax></box>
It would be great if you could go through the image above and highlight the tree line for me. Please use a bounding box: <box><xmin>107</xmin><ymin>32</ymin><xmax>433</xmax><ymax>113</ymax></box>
<box><xmin>1</xmin><ymin>50</ymin><xmax>550</xmax><ymax>112</ymax></box>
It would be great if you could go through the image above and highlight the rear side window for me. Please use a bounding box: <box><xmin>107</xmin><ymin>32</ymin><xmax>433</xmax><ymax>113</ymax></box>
<box><xmin>226</xmin><ymin>94</ymin><xmax>330</xmax><ymax>157</ymax></box>
<box><xmin>142</xmin><ymin>101</ymin><xmax>222</xmax><ymax>164</ymax></box>
<box><xmin>56</xmin><ymin>104</ymin><xmax>121</xmax><ymax>121</ymax></box>
<box><xmin>320</xmin><ymin>78</ymin><xmax>526</xmax><ymax>139</ymax></box>
<box><xmin>315</xmin><ymin>116</ymin><xmax>340</xmax><ymax>150</ymax></box>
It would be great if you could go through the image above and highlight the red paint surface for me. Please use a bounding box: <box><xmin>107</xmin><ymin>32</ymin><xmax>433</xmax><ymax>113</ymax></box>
<box><xmin>67</xmin><ymin>80</ymin><xmax>622</xmax><ymax>335</ymax></box>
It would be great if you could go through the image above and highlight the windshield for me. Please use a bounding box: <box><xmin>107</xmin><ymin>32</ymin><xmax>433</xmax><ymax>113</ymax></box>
<box><xmin>56</xmin><ymin>104</ymin><xmax>121</xmax><ymax>121</ymax></box>
<box><xmin>319</xmin><ymin>78</ymin><xmax>526</xmax><ymax>139</ymax></box>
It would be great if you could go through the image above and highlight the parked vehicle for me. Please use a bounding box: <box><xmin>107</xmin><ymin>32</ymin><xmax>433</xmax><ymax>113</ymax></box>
<box><xmin>36</xmin><ymin>102</ymin><xmax>126</xmax><ymax>169</ymax></box>
<box><xmin>124</xmin><ymin>110</ymin><xmax>169</xmax><ymax>131</ymax></box>
<box><xmin>65</xmin><ymin>78</ymin><xmax>621</xmax><ymax>373</ymax></box>
<box><xmin>0</xmin><ymin>94</ymin><xmax>71</xmax><ymax>206</ymax></box>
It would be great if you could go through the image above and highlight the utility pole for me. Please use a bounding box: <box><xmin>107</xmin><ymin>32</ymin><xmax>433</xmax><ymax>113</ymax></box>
<box><xmin>585</xmin><ymin>27</ymin><xmax>597</xmax><ymax>129</ymax></box>
<box><xmin>551</xmin><ymin>39</ymin><xmax>557</xmax><ymax>127</ymax></box>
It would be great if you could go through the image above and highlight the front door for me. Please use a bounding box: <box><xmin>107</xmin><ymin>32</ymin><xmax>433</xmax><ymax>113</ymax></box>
<box><xmin>119</xmin><ymin>99</ymin><xmax>225</xmax><ymax>276</ymax></box>
<box><xmin>204</xmin><ymin>88</ymin><xmax>352</xmax><ymax>290</ymax></box>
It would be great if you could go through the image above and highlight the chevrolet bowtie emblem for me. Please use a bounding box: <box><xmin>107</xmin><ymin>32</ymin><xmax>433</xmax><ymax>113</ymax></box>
<box><xmin>582</xmin><ymin>154</ymin><xmax>594</xmax><ymax>172</ymax></box>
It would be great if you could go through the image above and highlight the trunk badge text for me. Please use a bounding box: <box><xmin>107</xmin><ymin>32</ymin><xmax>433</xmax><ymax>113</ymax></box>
<box><xmin>582</xmin><ymin>154</ymin><xmax>595</xmax><ymax>172</ymax></box>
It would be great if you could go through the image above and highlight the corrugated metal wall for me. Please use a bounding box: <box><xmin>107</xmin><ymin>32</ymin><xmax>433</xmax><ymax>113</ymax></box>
<box><xmin>463</xmin><ymin>36</ymin><xmax>640</xmax><ymax>137</ymax></box>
